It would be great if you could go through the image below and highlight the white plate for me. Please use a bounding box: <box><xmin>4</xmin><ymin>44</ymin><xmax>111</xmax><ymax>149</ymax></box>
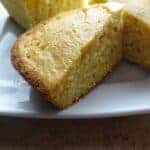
<box><xmin>0</xmin><ymin>3</ymin><xmax>150</xmax><ymax>119</ymax></box>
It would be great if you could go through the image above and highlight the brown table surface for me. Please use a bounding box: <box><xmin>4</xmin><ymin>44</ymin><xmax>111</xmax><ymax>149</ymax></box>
<box><xmin>0</xmin><ymin>115</ymin><xmax>150</xmax><ymax>150</ymax></box>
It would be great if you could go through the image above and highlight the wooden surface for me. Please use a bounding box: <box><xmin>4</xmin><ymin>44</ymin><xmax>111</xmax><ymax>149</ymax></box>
<box><xmin>0</xmin><ymin>115</ymin><xmax>150</xmax><ymax>149</ymax></box>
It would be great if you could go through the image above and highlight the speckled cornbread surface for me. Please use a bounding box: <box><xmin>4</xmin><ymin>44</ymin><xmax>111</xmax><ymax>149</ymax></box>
<box><xmin>11</xmin><ymin>4</ymin><xmax>123</xmax><ymax>108</ymax></box>
<box><xmin>1</xmin><ymin>0</ymin><xmax>89</xmax><ymax>29</ymax></box>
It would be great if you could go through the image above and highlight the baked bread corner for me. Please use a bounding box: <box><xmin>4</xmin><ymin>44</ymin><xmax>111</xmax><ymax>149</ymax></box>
<box><xmin>11</xmin><ymin>4</ymin><xmax>123</xmax><ymax>108</ymax></box>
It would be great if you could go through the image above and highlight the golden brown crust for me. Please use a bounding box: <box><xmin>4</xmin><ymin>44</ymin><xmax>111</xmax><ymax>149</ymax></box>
<box><xmin>11</xmin><ymin>34</ymin><xmax>62</xmax><ymax>109</ymax></box>
<box><xmin>11</xmin><ymin>36</ymin><xmax>121</xmax><ymax>109</ymax></box>
<box><xmin>11</xmin><ymin>32</ymin><xmax>82</xmax><ymax>109</ymax></box>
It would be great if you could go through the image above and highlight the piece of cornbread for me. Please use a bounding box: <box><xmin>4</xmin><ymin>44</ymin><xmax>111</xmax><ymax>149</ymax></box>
<box><xmin>1</xmin><ymin>0</ymin><xmax>89</xmax><ymax>29</ymax></box>
<box><xmin>94</xmin><ymin>0</ymin><xmax>150</xmax><ymax>68</ymax></box>
<box><xmin>122</xmin><ymin>0</ymin><xmax>150</xmax><ymax>68</ymax></box>
<box><xmin>12</xmin><ymin>4</ymin><xmax>123</xmax><ymax>108</ymax></box>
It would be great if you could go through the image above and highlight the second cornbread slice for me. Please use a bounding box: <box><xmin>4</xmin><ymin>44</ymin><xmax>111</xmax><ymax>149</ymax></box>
<box><xmin>12</xmin><ymin>4</ymin><xmax>123</xmax><ymax>108</ymax></box>
<box><xmin>94</xmin><ymin>0</ymin><xmax>150</xmax><ymax>68</ymax></box>
<box><xmin>122</xmin><ymin>0</ymin><xmax>150</xmax><ymax>68</ymax></box>
<box><xmin>1</xmin><ymin>0</ymin><xmax>89</xmax><ymax>29</ymax></box>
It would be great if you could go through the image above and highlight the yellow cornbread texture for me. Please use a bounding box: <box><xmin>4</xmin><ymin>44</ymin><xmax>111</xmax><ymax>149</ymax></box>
<box><xmin>94</xmin><ymin>0</ymin><xmax>150</xmax><ymax>68</ymax></box>
<box><xmin>1</xmin><ymin>0</ymin><xmax>89</xmax><ymax>29</ymax></box>
<box><xmin>11</xmin><ymin>4</ymin><xmax>123</xmax><ymax>108</ymax></box>
<box><xmin>122</xmin><ymin>0</ymin><xmax>150</xmax><ymax>68</ymax></box>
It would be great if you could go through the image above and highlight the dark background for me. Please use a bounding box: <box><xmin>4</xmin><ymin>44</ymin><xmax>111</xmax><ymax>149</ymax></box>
<box><xmin>0</xmin><ymin>115</ymin><xmax>150</xmax><ymax>149</ymax></box>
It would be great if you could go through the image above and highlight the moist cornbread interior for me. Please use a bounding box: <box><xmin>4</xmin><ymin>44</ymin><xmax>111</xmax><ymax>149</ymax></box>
<box><xmin>1</xmin><ymin>0</ymin><xmax>89</xmax><ymax>29</ymax></box>
<box><xmin>122</xmin><ymin>0</ymin><xmax>150</xmax><ymax>68</ymax></box>
<box><xmin>94</xmin><ymin>0</ymin><xmax>150</xmax><ymax>68</ymax></box>
<box><xmin>12</xmin><ymin>4</ymin><xmax>123</xmax><ymax>108</ymax></box>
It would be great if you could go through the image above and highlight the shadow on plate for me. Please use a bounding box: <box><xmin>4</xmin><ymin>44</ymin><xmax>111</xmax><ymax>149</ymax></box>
<box><xmin>104</xmin><ymin>60</ymin><xmax>150</xmax><ymax>84</ymax></box>
<box><xmin>17</xmin><ymin>87</ymin><xmax>59</xmax><ymax>117</ymax></box>
<box><xmin>29</xmin><ymin>88</ymin><xmax>59</xmax><ymax>113</ymax></box>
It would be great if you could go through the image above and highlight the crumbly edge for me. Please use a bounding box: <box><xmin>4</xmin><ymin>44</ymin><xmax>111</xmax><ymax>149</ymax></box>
<box><xmin>11</xmin><ymin>33</ymin><xmax>63</xmax><ymax>108</ymax></box>
<box><xmin>11</xmin><ymin>33</ymin><xmax>122</xmax><ymax>109</ymax></box>
<box><xmin>11</xmin><ymin>37</ymin><xmax>121</xmax><ymax>109</ymax></box>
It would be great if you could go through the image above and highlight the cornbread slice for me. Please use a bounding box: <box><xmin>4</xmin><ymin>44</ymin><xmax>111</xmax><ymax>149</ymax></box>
<box><xmin>12</xmin><ymin>4</ymin><xmax>123</xmax><ymax>108</ymax></box>
<box><xmin>1</xmin><ymin>0</ymin><xmax>35</xmax><ymax>28</ymax></box>
<box><xmin>122</xmin><ymin>0</ymin><xmax>150</xmax><ymax>68</ymax></box>
<box><xmin>95</xmin><ymin>0</ymin><xmax>150</xmax><ymax>68</ymax></box>
<box><xmin>1</xmin><ymin>0</ymin><xmax>89</xmax><ymax>29</ymax></box>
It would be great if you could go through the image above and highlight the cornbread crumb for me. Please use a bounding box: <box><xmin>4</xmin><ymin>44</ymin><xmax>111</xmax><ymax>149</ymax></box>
<box><xmin>12</xmin><ymin>4</ymin><xmax>123</xmax><ymax>108</ymax></box>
